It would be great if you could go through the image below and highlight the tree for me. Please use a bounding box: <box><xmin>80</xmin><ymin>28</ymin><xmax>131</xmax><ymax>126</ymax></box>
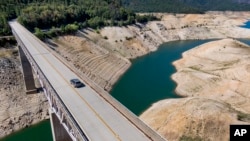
<box><xmin>87</xmin><ymin>16</ymin><xmax>104</xmax><ymax>28</ymax></box>
<box><xmin>34</xmin><ymin>27</ymin><xmax>44</xmax><ymax>39</ymax></box>
<box><xmin>64</xmin><ymin>24</ymin><xmax>79</xmax><ymax>33</ymax></box>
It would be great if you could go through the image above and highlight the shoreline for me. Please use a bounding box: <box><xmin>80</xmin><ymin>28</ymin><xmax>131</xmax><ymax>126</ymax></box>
<box><xmin>171</xmin><ymin>38</ymin><xmax>250</xmax><ymax>112</ymax></box>
<box><xmin>2</xmin><ymin>11</ymin><xmax>250</xmax><ymax>139</ymax></box>
<box><xmin>140</xmin><ymin>38</ymin><xmax>250</xmax><ymax>141</ymax></box>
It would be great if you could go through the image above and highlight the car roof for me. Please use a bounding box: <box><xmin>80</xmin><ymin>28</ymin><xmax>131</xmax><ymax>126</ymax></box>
<box><xmin>70</xmin><ymin>79</ymin><xmax>80</xmax><ymax>82</ymax></box>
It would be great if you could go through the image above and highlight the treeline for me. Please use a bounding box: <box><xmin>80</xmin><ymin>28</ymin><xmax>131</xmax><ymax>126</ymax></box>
<box><xmin>0</xmin><ymin>0</ymin><xmax>158</xmax><ymax>38</ymax></box>
<box><xmin>121</xmin><ymin>0</ymin><xmax>203</xmax><ymax>13</ymax></box>
<box><xmin>122</xmin><ymin>0</ymin><xmax>250</xmax><ymax>13</ymax></box>
<box><xmin>178</xmin><ymin>0</ymin><xmax>250</xmax><ymax>11</ymax></box>
<box><xmin>0</xmin><ymin>0</ymin><xmax>26</xmax><ymax>35</ymax></box>
<box><xmin>18</xmin><ymin>0</ymin><xmax>137</xmax><ymax>30</ymax></box>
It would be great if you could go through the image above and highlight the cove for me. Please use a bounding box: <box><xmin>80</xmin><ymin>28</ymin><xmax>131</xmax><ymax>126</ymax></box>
<box><xmin>111</xmin><ymin>39</ymin><xmax>214</xmax><ymax>115</ymax></box>
<box><xmin>241</xmin><ymin>21</ymin><xmax>250</xmax><ymax>28</ymax></box>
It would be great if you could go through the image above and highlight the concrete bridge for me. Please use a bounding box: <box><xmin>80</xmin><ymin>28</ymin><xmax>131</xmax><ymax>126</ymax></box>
<box><xmin>9</xmin><ymin>21</ymin><xmax>166</xmax><ymax>141</ymax></box>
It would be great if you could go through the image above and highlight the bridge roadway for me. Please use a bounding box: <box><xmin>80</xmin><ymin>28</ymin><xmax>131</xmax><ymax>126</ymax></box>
<box><xmin>9</xmin><ymin>21</ymin><xmax>165</xmax><ymax>141</ymax></box>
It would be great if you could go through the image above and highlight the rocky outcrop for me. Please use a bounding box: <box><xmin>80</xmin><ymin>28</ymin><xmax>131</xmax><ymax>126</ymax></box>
<box><xmin>140</xmin><ymin>39</ymin><xmax>250</xmax><ymax>141</ymax></box>
<box><xmin>0</xmin><ymin>47</ymin><xmax>49</xmax><ymax>138</ymax></box>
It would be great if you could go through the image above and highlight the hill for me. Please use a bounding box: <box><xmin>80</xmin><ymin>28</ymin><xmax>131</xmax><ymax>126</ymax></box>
<box><xmin>122</xmin><ymin>0</ymin><xmax>250</xmax><ymax>12</ymax></box>
<box><xmin>233</xmin><ymin>0</ymin><xmax>250</xmax><ymax>4</ymax></box>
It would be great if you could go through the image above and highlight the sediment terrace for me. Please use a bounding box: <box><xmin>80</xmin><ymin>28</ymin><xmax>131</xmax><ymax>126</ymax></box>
<box><xmin>49</xmin><ymin>12</ymin><xmax>250</xmax><ymax>91</ymax></box>
<box><xmin>173</xmin><ymin>39</ymin><xmax>250</xmax><ymax>113</ymax></box>
<box><xmin>140</xmin><ymin>39</ymin><xmax>250</xmax><ymax>141</ymax></box>
<box><xmin>47</xmin><ymin>35</ymin><xmax>131</xmax><ymax>91</ymax></box>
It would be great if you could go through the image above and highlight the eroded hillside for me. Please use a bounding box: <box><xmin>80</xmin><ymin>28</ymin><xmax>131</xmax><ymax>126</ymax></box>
<box><xmin>49</xmin><ymin>12</ymin><xmax>250</xmax><ymax>91</ymax></box>
<box><xmin>1</xmin><ymin>11</ymin><xmax>250</xmax><ymax>140</ymax></box>
<box><xmin>140</xmin><ymin>39</ymin><xmax>250</xmax><ymax>141</ymax></box>
<box><xmin>140</xmin><ymin>97</ymin><xmax>250</xmax><ymax>141</ymax></box>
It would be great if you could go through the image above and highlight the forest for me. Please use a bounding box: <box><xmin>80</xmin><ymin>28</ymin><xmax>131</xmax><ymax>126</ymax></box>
<box><xmin>122</xmin><ymin>0</ymin><xmax>250</xmax><ymax>12</ymax></box>
<box><xmin>1</xmin><ymin>0</ymin><xmax>250</xmax><ymax>37</ymax></box>
<box><xmin>0</xmin><ymin>0</ymin><xmax>156</xmax><ymax>38</ymax></box>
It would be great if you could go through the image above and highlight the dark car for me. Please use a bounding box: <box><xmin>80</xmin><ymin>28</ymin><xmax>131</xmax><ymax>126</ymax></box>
<box><xmin>70</xmin><ymin>79</ymin><xmax>84</xmax><ymax>88</ymax></box>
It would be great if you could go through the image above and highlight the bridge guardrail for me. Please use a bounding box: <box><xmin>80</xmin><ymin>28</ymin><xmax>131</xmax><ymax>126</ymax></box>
<box><xmin>11</xmin><ymin>29</ymin><xmax>89</xmax><ymax>141</ymax></box>
<box><xmin>44</xmin><ymin>33</ymin><xmax>167</xmax><ymax>141</ymax></box>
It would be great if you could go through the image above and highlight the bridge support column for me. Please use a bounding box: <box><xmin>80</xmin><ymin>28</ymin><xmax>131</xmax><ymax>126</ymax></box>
<box><xmin>18</xmin><ymin>46</ymin><xmax>37</xmax><ymax>94</ymax></box>
<box><xmin>50</xmin><ymin>109</ymin><xmax>72</xmax><ymax>141</ymax></box>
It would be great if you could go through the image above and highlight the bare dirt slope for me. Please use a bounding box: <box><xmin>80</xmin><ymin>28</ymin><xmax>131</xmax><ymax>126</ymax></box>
<box><xmin>48</xmin><ymin>35</ymin><xmax>131</xmax><ymax>91</ymax></box>
<box><xmin>140</xmin><ymin>97</ymin><xmax>250</xmax><ymax>141</ymax></box>
<box><xmin>1</xmin><ymin>11</ymin><xmax>250</xmax><ymax>140</ymax></box>
<box><xmin>50</xmin><ymin>12</ymin><xmax>250</xmax><ymax>91</ymax></box>
<box><xmin>45</xmin><ymin>12</ymin><xmax>250</xmax><ymax>140</ymax></box>
<box><xmin>172</xmin><ymin>39</ymin><xmax>250</xmax><ymax>113</ymax></box>
<box><xmin>140</xmin><ymin>39</ymin><xmax>250</xmax><ymax>141</ymax></box>
<box><xmin>0</xmin><ymin>47</ymin><xmax>49</xmax><ymax>138</ymax></box>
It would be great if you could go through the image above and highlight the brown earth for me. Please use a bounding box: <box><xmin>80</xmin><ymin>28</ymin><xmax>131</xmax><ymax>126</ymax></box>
<box><xmin>140</xmin><ymin>39</ymin><xmax>250</xmax><ymax>141</ymax></box>
<box><xmin>140</xmin><ymin>97</ymin><xmax>250</xmax><ymax>141</ymax></box>
<box><xmin>49</xmin><ymin>11</ymin><xmax>250</xmax><ymax>91</ymax></box>
<box><xmin>172</xmin><ymin>39</ymin><xmax>250</xmax><ymax>113</ymax></box>
<box><xmin>0</xmin><ymin>46</ymin><xmax>49</xmax><ymax>138</ymax></box>
<box><xmin>2</xmin><ymin>11</ymin><xmax>250</xmax><ymax>139</ymax></box>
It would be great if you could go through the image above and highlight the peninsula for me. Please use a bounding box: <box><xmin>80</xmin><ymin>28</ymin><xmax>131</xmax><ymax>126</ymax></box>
<box><xmin>140</xmin><ymin>39</ymin><xmax>250</xmax><ymax>141</ymax></box>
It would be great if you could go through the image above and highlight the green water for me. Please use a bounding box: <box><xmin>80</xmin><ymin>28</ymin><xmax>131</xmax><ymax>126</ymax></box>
<box><xmin>0</xmin><ymin>120</ymin><xmax>53</xmax><ymax>141</ymax></box>
<box><xmin>1</xmin><ymin>39</ymin><xmax>216</xmax><ymax>140</ymax></box>
<box><xmin>111</xmin><ymin>39</ymin><xmax>215</xmax><ymax>115</ymax></box>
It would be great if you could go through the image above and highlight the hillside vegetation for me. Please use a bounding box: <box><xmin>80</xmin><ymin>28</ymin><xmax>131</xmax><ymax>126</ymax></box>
<box><xmin>122</xmin><ymin>0</ymin><xmax>250</xmax><ymax>12</ymax></box>
<box><xmin>0</xmin><ymin>0</ymin><xmax>156</xmax><ymax>37</ymax></box>
<box><xmin>1</xmin><ymin>0</ymin><xmax>250</xmax><ymax>37</ymax></box>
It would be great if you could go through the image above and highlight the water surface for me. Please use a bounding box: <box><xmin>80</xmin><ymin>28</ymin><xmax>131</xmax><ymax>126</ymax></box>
<box><xmin>111</xmin><ymin>40</ymin><xmax>214</xmax><ymax>115</ymax></box>
<box><xmin>241</xmin><ymin>21</ymin><xmax>250</xmax><ymax>28</ymax></box>
<box><xmin>1</xmin><ymin>39</ymin><xmax>219</xmax><ymax>140</ymax></box>
<box><xmin>0</xmin><ymin>120</ymin><xmax>52</xmax><ymax>141</ymax></box>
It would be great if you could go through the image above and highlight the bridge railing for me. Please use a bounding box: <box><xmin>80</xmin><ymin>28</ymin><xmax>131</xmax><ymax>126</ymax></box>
<box><xmin>45</xmin><ymin>32</ymin><xmax>167</xmax><ymax>141</ymax></box>
<box><xmin>11</xmin><ymin>22</ymin><xmax>167</xmax><ymax>141</ymax></box>
<box><xmin>12</xmin><ymin>29</ymin><xmax>89</xmax><ymax>141</ymax></box>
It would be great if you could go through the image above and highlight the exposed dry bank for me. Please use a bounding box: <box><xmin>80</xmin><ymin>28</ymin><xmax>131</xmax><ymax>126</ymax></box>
<box><xmin>1</xmin><ymin>11</ymin><xmax>250</xmax><ymax>139</ymax></box>
<box><xmin>50</xmin><ymin>11</ymin><xmax>250</xmax><ymax>91</ymax></box>
<box><xmin>48</xmin><ymin>12</ymin><xmax>250</xmax><ymax>141</ymax></box>
<box><xmin>140</xmin><ymin>39</ymin><xmax>250</xmax><ymax>141</ymax></box>
<box><xmin>172</xmin><ymin>39</ymin><xmax>250</xmax><ymax>113</ymax></box>
<box><xmin>0</xmin><ymin>46</ymin><xmax>49</xmax><ymax>138</ymax></box>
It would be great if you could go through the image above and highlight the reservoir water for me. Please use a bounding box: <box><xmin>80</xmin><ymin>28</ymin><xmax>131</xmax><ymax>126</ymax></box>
<box><xmin>110</xmin><ymin>40</ymin><xmax>214</xmax><ymax>115</ymax></box>
<box><xmin>0</xmin><ymin>120</ymin><xmax>52</xmax><ymax>141</ymax></box>
<box><xmin>241</xmin><ymin>21</ymin><xmax>250</xmax><ymax>28</ymax></box>
<box><xmin>0</xmin><ymin>39</ymin><xmax>235</xmax><ymax>141</ymax></box>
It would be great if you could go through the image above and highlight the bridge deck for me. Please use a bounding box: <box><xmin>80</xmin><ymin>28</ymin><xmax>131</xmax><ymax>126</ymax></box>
<box><xmin>9</xmin><ymin>21</ymin><xmax>157</xmax><ymax>141</ymax></box>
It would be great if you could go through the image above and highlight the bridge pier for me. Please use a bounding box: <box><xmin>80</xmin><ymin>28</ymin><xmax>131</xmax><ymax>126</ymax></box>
<box><xmin>18</xmin><ymin>45</ymin><xmax>37</xmax><ymax>94</ymax></box>
<box><xmin>50</xmin><ymin>109</ymin><xmax>72</xmax><ymax>141</ymax></box>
